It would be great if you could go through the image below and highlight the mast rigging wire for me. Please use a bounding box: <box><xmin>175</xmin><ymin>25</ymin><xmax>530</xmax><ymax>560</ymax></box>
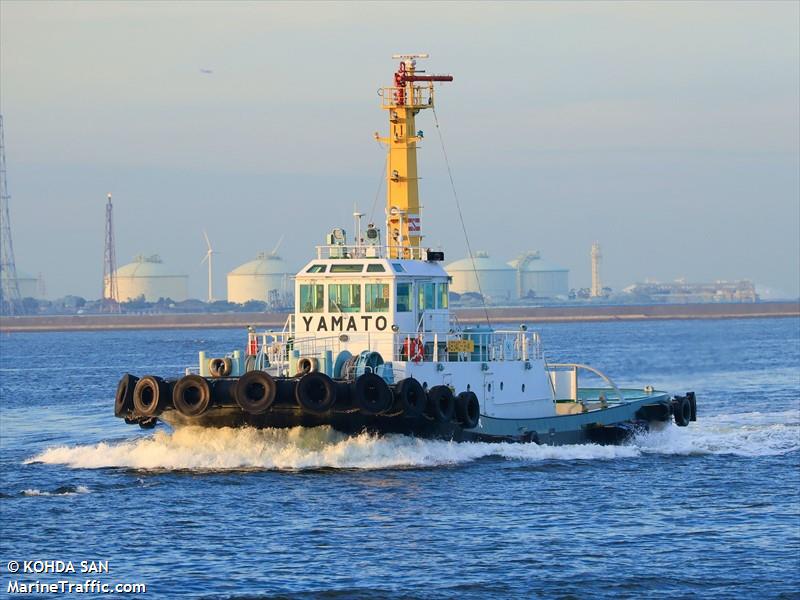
<box><xmin>431</xmin><ymin>107</ymin><xmax>492</xmax><ymax>329</ymax></box>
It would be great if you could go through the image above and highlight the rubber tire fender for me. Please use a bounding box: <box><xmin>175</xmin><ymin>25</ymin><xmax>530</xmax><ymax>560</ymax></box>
<box><xmin>394</xmin><ymin>377</ymin><xmax>427</xmax><ymax>417</ymax></box>
<box><xmin>115</xmin><ymin>373</ymin><xmax>139</xmax><ymax>417</ymax></box>
<box><xmin>296</xmin><ymin>357</ymin><xmax>319</xmax><ymax>376</ymax></box>
<box><xmin>427</xmin><ymin>385</ymin><xmax>455</xmax><ymax>422</ymax></box>
<box><xmin>173</xmin><ymin>374</ymin><xmax>213</xmax><ymax>417</ymax></box>
<box><xmin>208</xmin><ymin>357</ymin><xmax>232</xmax><ymax>378</ymax></box>
<box><xmin>674</xmin><ymin>396</ymin><xmax>692</xmax><ymax>427</ymax></box>
<box><xmin>456</xmin><ymin>391</ymin><xmax>480</xmax><ymax>429</ymax></box>
<box><xmin>235</xmin><ymin>370</ymin><xmax>278</xmax><ymax>414</ymax></box>
<box><xmin>133</xmin><ymin>375</ymin><xmax>169</xmax><ymax>418</ymax></box>
<box><xmin>295</xmin><ymin>371</ymin><xmax>336</xmax><ymax>415</ymax></box>
<box><xmin>354</xmin><ymin>372</ymin><xmax>393</xmax><ymax>416</ymax></box>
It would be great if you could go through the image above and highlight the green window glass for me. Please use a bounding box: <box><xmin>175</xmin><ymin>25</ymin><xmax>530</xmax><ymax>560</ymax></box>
<box><xmin>419</xmin><ymin>282</ymin><xmax>435</xmax><ymax>310</ymax></box>
<box><xmin>306</xmin><ymin>264</ymin><xmax>326</xmax><ymax>273</ymax></box>
<box><xmin>330</xmin><ymin>264</ymin><xmax>364</xmax><ymax>273</ymax></box>
<box><xmin>329</xmin><ymin>283</ymin><xmax>361</xmax><ymax>312</ymax></box>
<box><xmin>366</xmin><ymin>264</ymin><xmax>386</xmax><ymax>272</ymax></box>
<box><xmin>365</xmin><ymin>284</ymin><xmax>390</xmax><ymax>312</ymax></box>
<box><xmin>299</xmin><ymin>284</ymin><xmax>324</xmax><ymax>313</ymax></box>
<box><xmin>397</xmin><ymin>283</ymin><xmax>412</xmax><ymax>312</ymax></box>
<box><xmin>437</xmin><ymin>282</ymin><xmax>449</xmax><ymax>309</ymax></box>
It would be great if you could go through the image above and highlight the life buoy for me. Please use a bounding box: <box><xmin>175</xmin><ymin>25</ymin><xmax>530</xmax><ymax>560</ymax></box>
<box><xmin>133</xmin><ymin>375</ymin><xmax>169</xmax><ymax>418</ymax></box>
<box><xmin>295</xmin><ymin>371</ymin><xmax>336</xmax><ymax>415</ymax></box>
<box><xmin>173</xmin><ymin>374</ymin><xmax>213</xmax><ymax>417</ymax></box>
<box><xmin>403</xmin><ymin>338</ymin><xmax>424</xmax><ymax>363</ymax></box>
<box><xmin>235</xmin><ymin>370</ymin><xmax>277</xmax><ymax>414</ymax></box>
<box><xmin>208</xmin><ymin>357</ymin><xmax>232</xmax><ymax>378</ymax></box>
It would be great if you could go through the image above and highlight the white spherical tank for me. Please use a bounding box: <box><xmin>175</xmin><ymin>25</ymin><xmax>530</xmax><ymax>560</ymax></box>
<box><xmin>508</xmin><ymin>251</ymin><xmax>569</xmax><ymax>299</ymax></box>
<box><xmin>115</xmin><ymin>255</ymin><xmax>188</xmax><ymax>302</ymax></box>
<box><xmin>227</xmin><ymin>252</ymin><xmax>293</xmax><ymax>304</ymax></box>
<box><xmin>445</xmin><ymin>251</ymin><xmax>516</xmax><ymax>303</ymax></box>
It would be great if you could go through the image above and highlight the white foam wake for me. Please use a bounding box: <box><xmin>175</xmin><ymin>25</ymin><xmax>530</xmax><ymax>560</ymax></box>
<box><xmin>26</xmin><ymin>410</ymin><xmax>798</xmax><ymax>472</ymax></box>
<box><xmin>22</xmin><ymin>485</ymin><xmax>90</xmax><ymax>496</ymax></box>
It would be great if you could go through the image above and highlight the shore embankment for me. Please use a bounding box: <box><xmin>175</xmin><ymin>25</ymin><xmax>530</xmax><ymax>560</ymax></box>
<box><xmin>1</xmin><ymin>301</ymin><xmax>797</xmax><ymax>333</ymax></box>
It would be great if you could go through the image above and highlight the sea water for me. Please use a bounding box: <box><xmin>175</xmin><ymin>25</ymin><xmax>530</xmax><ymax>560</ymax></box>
<box><xmin>0</xmin><ymin>318</ymin><xmax>798</xmax><ymax>599</ymax></box>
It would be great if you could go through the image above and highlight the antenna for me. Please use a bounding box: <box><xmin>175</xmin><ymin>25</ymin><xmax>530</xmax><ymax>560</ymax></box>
<box><xmin>101</xmin><ymin>192</ymin><xmax>120</xmax><ymax>312</ymax></box>
<box><xmin>0</xmin><ymin>114</ymin><xmax>23</xmax><ymax>315</ymax></box>
<box><xmin>201</xmin><ymin>230</ymin><xmax>215</xmax><ymax>303</ymax></box>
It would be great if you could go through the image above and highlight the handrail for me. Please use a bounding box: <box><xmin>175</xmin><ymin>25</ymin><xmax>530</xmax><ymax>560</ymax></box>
<box><xmin>547</xmin><ymin>363</ymin><xmax>624</xmax><ymax>403</ymax></box>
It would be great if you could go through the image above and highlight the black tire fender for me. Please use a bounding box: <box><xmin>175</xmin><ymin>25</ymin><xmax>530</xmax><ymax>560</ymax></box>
<box><xmin>354</xmin><ymin>373</ymin><xmax>393</xmax><ymax>415</ymax></box>
<box><xmin>295</xmin><ymin>371</ymin><xmax>336</xmax><ymax>414</ymax></box>
<box><xmin>133</xmin><ymin>375</ymin><xmax>168</xmax><ymax>417</ymax></box>
<box><xmin>427</xmin><ymin>385</ymin><xmax>455</xmax><ymax>422</ymax></box>
<box><xmin>173</xmin><ymin>374</ymin><xmax>213</xmax><ymax>417</ymax></box>
<box><xmin>394</xmin><ymin>378</ymin><xmax>427</xmax><ymax>417</ymax></box>
<box><xmin>235</xmin><ymin>370</ymin><xmax>277</xmax><ymax>414</ymax></box>
<box><xmin>208</xmin><ymin>357</ymin><xmax>233</xmax><ymax>378</ymax></box>
<box><xmin>115</xmin><ymin>373</ymin><xmax>139</xmax><ymax>417</ymax></box>
<box><xmin>674</xmin><ymin>396</ymin><xmax>692</xmax><ymax>427</ymax></box>
<box><xmin>456</xmin><ymin>391</ymin><xmax>480</xmax><ymax>429</ymax></box>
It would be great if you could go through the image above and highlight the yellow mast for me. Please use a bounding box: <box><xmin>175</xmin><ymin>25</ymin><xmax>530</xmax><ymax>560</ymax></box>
<box><xmin>375</xmin><ymin>54</ymin><xmax>452</xmax><ymax>258</ymax></box>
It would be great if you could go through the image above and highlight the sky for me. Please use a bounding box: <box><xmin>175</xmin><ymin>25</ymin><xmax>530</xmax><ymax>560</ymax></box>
<box><xmin>1</xmin><ymin>1</ymin><xmax>798</xmax><ymax>300</ymax></box>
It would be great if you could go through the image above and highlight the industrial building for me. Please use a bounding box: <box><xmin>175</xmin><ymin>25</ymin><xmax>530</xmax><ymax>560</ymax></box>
<box><xmin>622</xmin><ymin>280</ymin><xmax>758</xmax><ymax>303</ymax></box>
<box><xmin>227</xmin><ymin>251</ymin><xmax>294</xmax><ymax>306</ymax></box>
<box><xmin>115</xmin><ymin>255</ymin><xmax>188</xmax><ymax>302</ymax></box>
<box><xmin>446</xmin><ymin>251</ymin><xmax>516</xmax><ymax>303</ymax></box>
<box><xmin>508</xmin><ymin>251</ymin><xmax>570</xmax><ymax>299</ymax></box>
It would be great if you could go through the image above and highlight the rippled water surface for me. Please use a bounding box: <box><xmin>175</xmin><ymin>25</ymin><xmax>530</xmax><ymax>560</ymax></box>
<box><xmin>1</xmin><ymin>318</ymin><xmax>798</xmax><ymax>599</ymax></box>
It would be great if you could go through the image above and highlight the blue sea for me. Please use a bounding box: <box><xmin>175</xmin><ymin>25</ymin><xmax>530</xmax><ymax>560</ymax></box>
<box><xmin>1</xmin><ymin>317</ymin><xmax>798</xmax><ymax>599</ymax></box>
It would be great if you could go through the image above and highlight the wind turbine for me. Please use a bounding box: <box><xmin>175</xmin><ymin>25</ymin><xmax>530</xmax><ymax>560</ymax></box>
<box><xmin>201</xmin><ymin>230</ymin><xmax>216</xmax><ymax>303</ymax></box>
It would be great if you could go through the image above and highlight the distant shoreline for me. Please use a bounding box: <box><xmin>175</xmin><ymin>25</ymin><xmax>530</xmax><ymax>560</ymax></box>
<box><xmin>1</xmin><ymin>301</ymin><xmax>797</xmax><ymax>333</ymax></box>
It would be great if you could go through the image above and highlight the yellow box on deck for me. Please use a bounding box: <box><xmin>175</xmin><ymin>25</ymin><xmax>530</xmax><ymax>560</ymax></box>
<box><xmin>447</xmin><ymin>339</ymin><xmax>475</xmax><ymax>353</ymax></box>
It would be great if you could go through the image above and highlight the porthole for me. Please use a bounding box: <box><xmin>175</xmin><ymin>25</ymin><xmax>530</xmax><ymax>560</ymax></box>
<box><xmin>500</xmin><ymin>382</ymin><xmax>504</xmax><ymax>391</ymax></box>
<box><xmin>522</xmin><ymin>384</ymin><xmax>526</xmax><ymax>393</ymax></box>
<box><xmin>488</xmin><ymin>383</ymin><xmax>492</xmax><ymax>392</ymax></box>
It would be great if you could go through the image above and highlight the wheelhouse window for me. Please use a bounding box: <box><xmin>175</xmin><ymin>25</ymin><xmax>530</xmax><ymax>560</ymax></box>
<box><xmin>366</xmin><ymin>264</ymin><xmax>386</xmax><ymax>272</ymax></box>
<box><xmin>365</xmin><ymin>284</ymin><xmax>390</xmax><ymax>312</ymax></box>
<box><xmin>330</xmin><ymin>264</ymin><xmax>363</xmax><ymax>273</ymax></box>
<box><xmin>329</xmin><ymin>283</ymin><xmax>361</xmax><ymax>313</ymax></box>
<box><xmin>299</xmin><ymin>284</ymin><xmax>324</xmax><ymax>312</ymax></box>
<box><xmin>419</xmin><ymin>282</ymin><xmax>435</xmax><ymax>310</ymax></box>
<box><xmin>392</xmin><ymin>263</ymin><xmax>405</xmax><ymax>273</ymax></box>
<box><xmin>397</xmin><ymin>283</ymin><xmax>412</xmax><ymax>312</ymax></box>
<box><xmin>306</xmin><ymin>264</ymin><xmax>326</xmax><ymax>273</ymax></box>
<box><xmin>437</xmin><ymin>282</ymin><xmax>449</xmax><ymax>309</ymax></box>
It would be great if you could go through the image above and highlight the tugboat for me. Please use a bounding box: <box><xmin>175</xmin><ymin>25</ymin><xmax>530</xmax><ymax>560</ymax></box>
<box><xmin>114</xmin><ymin>54</ymin><xmax>697</xmax><ymax>444</ymax></box>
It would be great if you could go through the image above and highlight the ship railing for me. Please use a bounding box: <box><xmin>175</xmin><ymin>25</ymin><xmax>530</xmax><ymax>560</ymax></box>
<box><xmin>252</xmin><ymin>330</ymin><xmax>352</xmax><ymax>376</ymax></box>
<box><xmin>391</xmin><ymin>329</ymin><xmax>543</xmax><ymax>364</ymax></box>
<box><xmin>378</xmin><ymin>85</ymin><xmax>434</xmax><ymax>109</ymax></box>
<box><xmin>314</xmin><ymin>244</ymin><xmax>427</xmax><ymax>260</ymax></box>
<box><xmin>546</xmin><ymin>363</ymin><xmax>624</xmax><ymax>404</ymax></box>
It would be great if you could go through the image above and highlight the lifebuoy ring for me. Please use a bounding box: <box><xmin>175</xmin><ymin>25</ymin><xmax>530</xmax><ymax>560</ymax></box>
<box><xmin>403</xmin><ymin>338</ymin><xmax>424</xmax><ymax>363</ymax></box>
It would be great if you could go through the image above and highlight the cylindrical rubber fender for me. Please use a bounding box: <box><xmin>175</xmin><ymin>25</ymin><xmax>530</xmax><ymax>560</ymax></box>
<box><xmin>114</xmin><ymin>373</ymin><xmax>139</xmax><ymax>417</ymax></box>
<box><xmin>133</xmin><ymin>375</ymin><xmax>169</xmax><ymax>418</ymax></box>
<box><xmin>235</xmin><ymin>370</ymin><xmax>277</xmax><ymax>414</ymax></box>
<box><xmin>296</xmin><ymin>356</ymin><xmax>319</xmax><ymax>376</ymax></box>
<box><xmin>295</xmin><ymin>371</ymin><xmax>336</xmax><ymax>414</ymax></box>
<box><xmin>173</xmin><ymin>374</ymin><xmax>213</xmax><ymax>417</ymax></box>
<box><xmin>673</xmin><ymin>396</ymin><xmax>691</xmax><ymax>427</ymax></box>
<box><xmin>427</xmin><ymin>385</ymin><xmax>455</xmax><ymax>422</ymax></box>
<box><xmin>456</xmin><ymin>391</ymin><xmax>480</xmax><ymax>429</ymax></box>
<box><xmin>208</xmin><ymin>357</ymin><xmax>232</xmax><ymax>378</ymax></box>
<box><xmin>354</xmin><ymin>372</ymin><xmax>393</xmax><ymax>415</ymax></box>
<box><xmin>394</xmin><ymin>378</ymin><xmax>427</xmax><ymax>417</ymax></box>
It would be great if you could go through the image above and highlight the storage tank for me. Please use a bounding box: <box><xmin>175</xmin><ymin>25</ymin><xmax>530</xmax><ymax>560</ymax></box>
<box><xmin>227</xmin><ymin>251</ymin><xmax>293</xmax><ymax>305</ymax></box>
<box><xmin>445</xmin><ymin>251</ymin><xmax>515</xmax><ymax>303</ymax></box>
<box><xmin>508</xmin><ymin>251</ymin><xmax>569</xmax><ymax>299</ymax></box>
<box><xmin>9</xmin><ymin>270</ymin><xmax>42</xmax><ymax>299</ymax></box>
<box><xmin>115</xmin><ymin>254</ymin><xmax>188</xmax><ymax>302</ymax></box>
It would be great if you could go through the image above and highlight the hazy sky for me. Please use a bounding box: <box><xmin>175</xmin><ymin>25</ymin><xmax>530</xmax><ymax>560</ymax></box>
<box><xmin>1</xmin><ymin>1</ymin><xmax>798</xmax><ymax>300</ymax></box>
